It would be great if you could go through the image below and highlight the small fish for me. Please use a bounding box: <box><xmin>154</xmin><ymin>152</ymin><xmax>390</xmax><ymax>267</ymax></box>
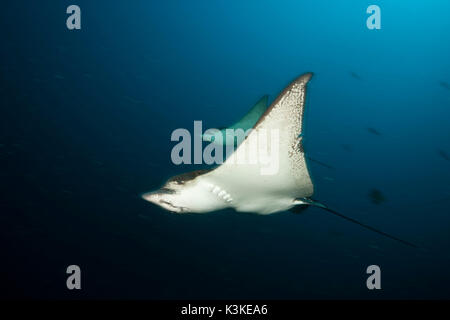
<box><xmin>328</xmin><ymin>229</ymin><xmax>344</xmax><ymax>237</ymax></box>
<box><xmin>146</xmin><ymin>162</ymin><xmax>162</xmax><ymax>168</ymax></box>
<box><xmin>437</xmin><ymin>149</ymin><xmax>450</xmax><ymax>161</ymax></box>
<box><xmin>122</xmin><ymin>95</ymin><xmax>143</xmax><ymax>104</ymax></box>
<box><xmin>56</xmin><ymin>45</ymin><xmax>67</xmax><ymax>53</ymax></box>
<box><xmin>439</xmin><ymin>81</ymin><xmax>450</xmax><ymax>91</ymax></box>
<box><xmin>62</xmin><ymin>189</ymin><xmax>73</xmax><ymax>195</ymax></box>
<box><xmin>350</xmin><ymin>71</ymin><xmax>362</xmax><ymax>80</ymax></box>
<box><xmin>93</xmin><ymin>160</ymin><xmax>104</xmax><ymax>167</ymax></box>
<box><xmin>306</xmin><ymin>157</ymin><xmax>335</xmax><ymax>170</ymax></box>
<box><xmin>369</xmin><ymin>244</ymin><xmax>381</xmax><ymax>251</ymax></box>
<box><xmin>138</xmin><ymin>214</ymin><xmax>153</xmax><ymax>222</ymax></box>
<box><xmin>341</xmin><ymin>144</ymin><xmax>353</xmax><ymax>152</ymax></box>
<box><xmin>368</xmin><ymin>188</ymin><xmax>386</xmax><ymax>205</ymax></box>
<box><xmin>367</xmin><ymin>127</ymin><xmax>381</xmax><ymax>136</ymax></box>
<box><xmin>115</xmin><ymin>186</ymin><xmax>129</xmax><ymax>192</ymax></box>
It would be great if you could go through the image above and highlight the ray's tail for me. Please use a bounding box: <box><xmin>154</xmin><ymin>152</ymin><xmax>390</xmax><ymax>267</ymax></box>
<box><xmin>300</xmin><ymin>198</ymin><xmax>418</xmax><ymax>248</ymax></box>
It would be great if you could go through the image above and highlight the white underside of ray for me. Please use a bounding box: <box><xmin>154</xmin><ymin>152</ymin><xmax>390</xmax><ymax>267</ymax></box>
<box><xmin>198</xmin><ymin>73</ymin><xmax>314</xmax><ymax>214</ymax></box>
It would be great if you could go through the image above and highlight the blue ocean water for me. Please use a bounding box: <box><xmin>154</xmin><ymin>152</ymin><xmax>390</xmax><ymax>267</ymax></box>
<box><xmin>1</xmin><ymin>0</ymin><xmax>449</xmax><ymax>299</ymax></box>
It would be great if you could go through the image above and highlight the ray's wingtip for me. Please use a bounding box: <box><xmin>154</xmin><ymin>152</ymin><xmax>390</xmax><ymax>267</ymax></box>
<box><xmin>296</xmin><ymin>72</ymin><xmax>314</xmax><ymax>84</ymax></box>
<box><xmin>303</xmin><ymin>72</ymin><xmax>314</xmax><ymax>81</ymax></box>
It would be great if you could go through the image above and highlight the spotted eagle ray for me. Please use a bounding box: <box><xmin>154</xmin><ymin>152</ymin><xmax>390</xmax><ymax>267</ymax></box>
<box><xmin>142</xmin><ymin>73</ymin><xmax>416</xmax><ymax>247</ymax></box>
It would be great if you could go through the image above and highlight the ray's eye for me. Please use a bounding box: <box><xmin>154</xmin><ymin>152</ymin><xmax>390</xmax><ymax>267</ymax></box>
<box><xmin>160</xmin><ymin>187</ymin><xmax>176</xmax><ymax>194</ymax></box>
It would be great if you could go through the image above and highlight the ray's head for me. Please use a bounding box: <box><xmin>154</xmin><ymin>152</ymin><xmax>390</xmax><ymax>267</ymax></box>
<box><xmin>141</xmin><ymin>180</ymin><xmax>189</xmax><ymax>213</ymax></box>
<box><xmin>141</xmin><ymin>170</ymin><xmax>210</xmax><ymax>213</ymax></box>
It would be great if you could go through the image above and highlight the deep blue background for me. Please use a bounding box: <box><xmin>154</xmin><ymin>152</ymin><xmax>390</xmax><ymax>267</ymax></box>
<box><xmin>1</xmin><ymin>0</ymin><xmax>449</xmax><ymax>299</ymax></box>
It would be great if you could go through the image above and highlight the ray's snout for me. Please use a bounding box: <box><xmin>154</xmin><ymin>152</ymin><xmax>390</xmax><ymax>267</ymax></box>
<box><xmin>141</xmin><ymin>191</ymin><xmax>161</xmax><ymax>203</ymax></box>
<box><xmin>141</xmin><ymin>188</ymin><xmax>185</xmax><ymax>213</ymax></box>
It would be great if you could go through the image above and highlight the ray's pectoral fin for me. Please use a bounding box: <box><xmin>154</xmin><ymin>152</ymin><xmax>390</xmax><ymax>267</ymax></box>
<box><xmin>294</xmin><ymin>198</ymin><xmax>418</xmax><ymax>248</ymax></box>
<box><xmin>201</xmin><ymin>95</ymin><xmax>269</xmax><ymax>145</ymax></box>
